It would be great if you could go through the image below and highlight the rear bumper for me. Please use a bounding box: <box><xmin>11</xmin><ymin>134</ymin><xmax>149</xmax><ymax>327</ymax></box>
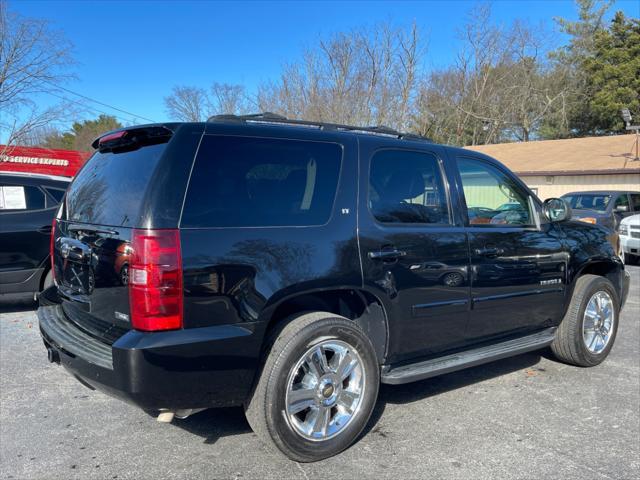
<box><xmin>37</xmin><ymin>303</ymin><xmax>264</xmax><ymax>410</ymax></box>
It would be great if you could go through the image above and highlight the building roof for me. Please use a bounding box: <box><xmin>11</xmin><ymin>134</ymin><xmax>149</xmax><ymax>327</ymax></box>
<box><xmin>465</xmin><ymin>134</ymin><xmax>640</xmax><ymax>176</ymax></box>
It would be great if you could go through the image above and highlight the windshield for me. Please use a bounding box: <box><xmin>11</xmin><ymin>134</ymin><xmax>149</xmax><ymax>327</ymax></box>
<box><xmin>562</xmin><ymin>194</ymin><xmax>611</xmax><ymax>213</ymax></box>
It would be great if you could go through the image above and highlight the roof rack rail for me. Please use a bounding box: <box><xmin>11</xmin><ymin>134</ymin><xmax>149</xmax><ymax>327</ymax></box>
<box><xmin>207</xmin><ymin>112</ymin><xmax>431</xmax><ymax>142</ymax></box>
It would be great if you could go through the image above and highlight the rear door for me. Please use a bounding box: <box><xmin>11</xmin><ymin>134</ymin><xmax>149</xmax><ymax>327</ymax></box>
<box><xmin>0</xmin><ymin>181</ymin><xmax>51</xmax><ymax>287</ymax></box>
<box><xmin>52</xmin><ymin>125</ymin><xmax>197</xmax><ymax>342</ymax></box>
<box><xmin>359</xmin><ymin>142</ymin><xmax>471</xmax><ymax>364</ymax></box>
<box><xmin>454</xmin><ymin>155</ymin><xmax>567</xmax><ymax>341</ymax></box>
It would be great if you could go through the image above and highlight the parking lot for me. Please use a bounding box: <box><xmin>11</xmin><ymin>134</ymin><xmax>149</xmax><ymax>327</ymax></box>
<box><xmin>0</xmin><ymin>267</ymin><xmax>638</xmax><ymax>480</ymax></box>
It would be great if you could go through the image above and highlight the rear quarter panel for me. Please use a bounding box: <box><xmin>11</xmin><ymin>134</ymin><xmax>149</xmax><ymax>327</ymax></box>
<box><xmin>179</xmin><ymin>127</ymin><xmax>361</xmax><ymax>330</ymax></box>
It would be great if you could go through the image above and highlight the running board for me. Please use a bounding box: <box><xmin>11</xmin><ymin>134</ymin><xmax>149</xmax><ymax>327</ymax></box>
<box><xmin>381</xmin><ymin>327</ymin><xmax>557</xmax><ymax>385</ymax></box>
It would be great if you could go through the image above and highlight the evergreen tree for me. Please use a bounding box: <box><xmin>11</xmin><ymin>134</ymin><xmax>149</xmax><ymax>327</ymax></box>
<box><xmin>43</xmin><ymin>115</ymin><xmax>122</xmax><ymax>151</ymax></box>
<box><xmin>584</xmin><ymin>12</ymin><xmax>640</xmax><ymax>133</ymax></box>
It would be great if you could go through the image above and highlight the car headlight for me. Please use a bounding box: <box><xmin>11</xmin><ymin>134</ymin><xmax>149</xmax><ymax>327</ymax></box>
<box><xmin>619</xmin><ymin>224</ymin><xmax>629</xmax><ymax>236</ymax></box>
<box><xmin>577</xmin><ymin>217</ymin><xmax>597</xmax><ymax>224</ymax></box>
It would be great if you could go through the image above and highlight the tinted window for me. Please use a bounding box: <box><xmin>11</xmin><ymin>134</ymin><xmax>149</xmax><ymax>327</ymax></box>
<box><xmin>631</xmin><ymin>194</ymin><xmax>640</xmax><ymax>211</ymax></box>
<box><xmin>66</xmin><ymin>143</ymin><xmax>167</xmax><ymax>226</ymax></box>
<box><xmin>369</xmin><ymin>150</ymin><xmax>449</xmax><ymax>224</ymax></box>
<box><xmin>614</xmin><ymin>194</ymin><xmax>630</xmax><ymax>210</ymax></box>
<box><xmin>181</xmin><ymin>136</ymin><xmax>342</xmax><ymax>228</ymax></box>
<box><xmin>458</xmin><ymin>158</ymin><xmax>532</xmax><ymax>226</ymax></box>
<box><xmin>45</xmin><ymin>188</ymin><xmax>66</xmax><ymax>203</ymax></box>
<box><xmin>0</xmin><ymin>185</ymin><xmax>45</xmax><ymax>211</ymax></box>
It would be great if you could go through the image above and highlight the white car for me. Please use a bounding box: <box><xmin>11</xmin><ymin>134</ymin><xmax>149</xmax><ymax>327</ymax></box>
<box><xmin>619</xmin><ymin>214</ymin><xmax>640</xmax><ymax>265</ymax></box>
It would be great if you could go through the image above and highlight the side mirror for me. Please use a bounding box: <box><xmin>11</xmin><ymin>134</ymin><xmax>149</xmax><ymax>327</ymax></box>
<box><xmin>543</xmin><ymin>198</ymin><xmax>571</xmax><ymax>223</ymax></box>
<box><xmin>615</xmin><ymin>205</ymin><xmax>629</xmax><ymax>213</ymax></box>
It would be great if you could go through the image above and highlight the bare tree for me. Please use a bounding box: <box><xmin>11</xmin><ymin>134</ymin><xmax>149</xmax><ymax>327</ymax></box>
<box><xmin>209</xmin><ymin>82</ymin><xmax>250</xmax><ymax>115</ymax></box>
<box><xmin>163</xmin><ymin>85</ymin><xmax>208</xmax><ymax>121</ymax></box>
<box><xmin>256</xmin><ymin>22</ymin><xmax>424</xmax><ymax>131</ymax></box>
<box><xmin>414</xmin><ymin>3</ymin><xmax>572</xmax><ymax>145</ymax></box>
<box><xmin>0</xmin><ymin>1</ymin><xmax>75</xmax><ymax>149</ymax></box>
<box><xmin>164</xmin><ymin>82</ymin><xmax>250</xmax><ymax>120</ymax></box>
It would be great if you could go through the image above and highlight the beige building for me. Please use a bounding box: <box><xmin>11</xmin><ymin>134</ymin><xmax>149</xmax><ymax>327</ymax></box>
<box><xmin>465</xmin><ymin>134</ymin><xmax>640</xmax><ymax>200</ymax></box>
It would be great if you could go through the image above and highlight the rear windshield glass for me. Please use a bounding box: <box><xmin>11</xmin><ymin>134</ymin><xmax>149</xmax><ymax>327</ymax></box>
<box><xmin>181</xmin><ymin>135</ymin><xmax>342</xmax><ymax>228</ymax></box>
<box><xmin>65</xmin><ymin>143</ymin><xmax>167</xmax><ymax>226</ymax></box>
<box><xmin>562</xmin><ymin>194</ymin><xmax>611</xmax><ymax>213</ymax></box>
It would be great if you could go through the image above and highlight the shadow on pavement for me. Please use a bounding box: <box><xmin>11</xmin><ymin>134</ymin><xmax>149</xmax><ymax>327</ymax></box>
<box><xmin>0</xmin><ymin>295</ymin><xmax>37</xmax><ymax>314</ymax></box>
<box><xmin>360</xmin><ymin>351</ymin><xmax>542</xmax><ymax>439</ymax></box>
<box><xmin>174</xmin><ymin>351</ymin><xmax>542</xmax><ymax>446</ymax></box>
<box><xmin>176</xmin><ymin>407</ymin><xmax>252</xmax><ymax>445</ymax></box>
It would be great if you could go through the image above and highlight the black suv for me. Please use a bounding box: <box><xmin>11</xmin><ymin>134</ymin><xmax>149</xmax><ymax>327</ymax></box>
<box><xmin>38</xmin><ymin>115</ymin><xmax>631</xmax><ymax>462</ymax></box>
<box><xmin>1</xmin><ymin>172</ymin><xmax>69</xmax><ymax>297</ymax></box>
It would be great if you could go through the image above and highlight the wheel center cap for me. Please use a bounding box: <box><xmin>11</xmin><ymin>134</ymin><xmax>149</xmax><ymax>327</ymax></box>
<box><xmin>322</xmin><ymin>384</ymin><xmax>335</xmax><ymax>398</ymax></box>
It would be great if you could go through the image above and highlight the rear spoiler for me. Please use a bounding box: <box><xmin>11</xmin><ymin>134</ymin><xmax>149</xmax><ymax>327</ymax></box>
<box><xmin>92</xmin><ymin>125</ymin><xmax>175</xmax><ymax>152</ymax></box>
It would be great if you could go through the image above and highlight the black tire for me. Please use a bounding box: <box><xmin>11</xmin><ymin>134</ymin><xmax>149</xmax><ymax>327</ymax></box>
<box><xmin>244</xmin><ymin>312</ymin><xmax>379</xmax><ymax>462</ymax></box>
<box><xmin>42</xmin><ymin>269</ymin><xmax>54</xmax><ymax>291</ymax></box>
<box><xmin>551</xmin><ymin>274</ymin><xmax>619</xmax><ymax>367</ymax></box>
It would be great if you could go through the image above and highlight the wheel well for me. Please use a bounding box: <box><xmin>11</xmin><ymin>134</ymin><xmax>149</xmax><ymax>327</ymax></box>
<box><xmin>264</xmin><ymin>289</ymin><xmax>388</xmax><ymax>363</ymax></box>
<box><xmin>576</xmin><ymin>261</ymin><xmax>623</xmax><ymax>299</ymax></box>
<box><xmin>39</xmin><ymin>264</ymin><xmax>52</xmax><ymax>291</ymax></box>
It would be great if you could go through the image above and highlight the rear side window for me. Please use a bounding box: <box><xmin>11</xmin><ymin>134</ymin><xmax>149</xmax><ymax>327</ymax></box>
<box><xmin>65</xmin><ymin>143</ymin><xmax>167</xmax><ymax>226</ymax></box>
<box><xmin>0</xmin><ymin>185</ymin><xmax>45</xmax><ymax>211</ymax></box>
<box><xmin>45</xmin><ymin>188</ymin><xmax>66</xmax><ymax>204</ymax></box>
<box><xmin>181</xmin><ymin>136</ymin><xmax>342</xmax><ymax>228</ymax></box>
<box><xmin>631</xmin><ymin>194</ymin><xmax>640</xmax><ymax>211</ymax></box>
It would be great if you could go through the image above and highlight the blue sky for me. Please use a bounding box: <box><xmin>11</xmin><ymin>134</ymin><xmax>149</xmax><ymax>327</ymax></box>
<box><xmin>10</xmin><ymin>0</ymin><xmax>640</xmax><ymax>128</ymax></box>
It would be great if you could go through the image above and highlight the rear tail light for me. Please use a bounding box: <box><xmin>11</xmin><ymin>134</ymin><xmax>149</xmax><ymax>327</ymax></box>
<box><xmin>129</xmin><ymin>229</ymin><xmax>183</xmax><ymax>331</ymax></box>
<box><xmin>49</xmin><ymin>219</ymin><xmax>57</xmax><ymax>283</ymax></box>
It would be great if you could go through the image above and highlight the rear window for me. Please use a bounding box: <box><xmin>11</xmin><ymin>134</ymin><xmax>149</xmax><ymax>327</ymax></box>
<box><xmin>65</xmin><ymin>143</ymin><xmax>167</xmax><ymax>226</ymax></box>
<box><xmin>181</xmin><ymin>135</ymin><xmax>342</xmax><ymax>228</ymax></box>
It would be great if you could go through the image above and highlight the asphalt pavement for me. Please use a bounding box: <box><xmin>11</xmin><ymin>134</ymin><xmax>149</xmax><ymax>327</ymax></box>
<box><xmin>1</xmin><ymin>267</ymin><xmax>639</xmax><ymax>479</ymax></box>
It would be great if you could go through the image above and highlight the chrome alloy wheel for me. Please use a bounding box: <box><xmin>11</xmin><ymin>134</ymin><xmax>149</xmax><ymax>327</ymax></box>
<box><xmin>285</xmin><ymin>340</ymin><xmax>366</xmax><ymax>441</ymax></box>
<box><xmin>582</xmin><ymin>291</ymin><xmax>615</xmax><ymax>354</ymax></box>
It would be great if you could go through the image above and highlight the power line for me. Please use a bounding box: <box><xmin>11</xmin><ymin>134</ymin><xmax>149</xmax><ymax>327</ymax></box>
<box><xmin>41</xmin><ymin>79</ymin><xmax>156</xmax><ymax>123</ymax></box>
<box><xmin>45</xmin><ymin>90</ymin><xmax>143</xmax><ymax>126</ymax></box>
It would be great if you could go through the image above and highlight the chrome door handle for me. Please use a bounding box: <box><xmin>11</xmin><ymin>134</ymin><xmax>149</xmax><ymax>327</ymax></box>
<box><xmin>368</xmin><ymin>249</ymin><xmax>407</xmax><ymax>260</ymax></box>
<box><xmin>474</xmin><ymin>247</ymin><xmax>505</xmax><ymax>258</ymax></box>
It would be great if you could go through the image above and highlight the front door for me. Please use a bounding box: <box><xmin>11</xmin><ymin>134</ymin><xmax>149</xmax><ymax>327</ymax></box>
<box><xmin>454</xmin><ymin>156</ymin><xmax>567</xmax><ymax>342</ymax></box>
<box><xmin>613</xmin><ymin>193</ymin><xmax>634</xmax><ymax>227</ymax></box>
<box><xmin>359</xmin><ymin>143</ymin><xmax>471</xmax><ymax>364</ymax></box>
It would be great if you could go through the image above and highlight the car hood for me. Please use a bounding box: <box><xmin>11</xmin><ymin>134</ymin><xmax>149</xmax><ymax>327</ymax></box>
<box><xmin>620</xmin><ymin>214</ymin><xmax>640</xmax><ymax>227</ymax></box>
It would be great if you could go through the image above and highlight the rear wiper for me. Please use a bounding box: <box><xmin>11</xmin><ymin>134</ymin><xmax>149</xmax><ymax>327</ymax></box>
<box><xmin>68</xmin><ymin>225</ymin><xmax>119</xmax><ymax>235</ymax></box>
